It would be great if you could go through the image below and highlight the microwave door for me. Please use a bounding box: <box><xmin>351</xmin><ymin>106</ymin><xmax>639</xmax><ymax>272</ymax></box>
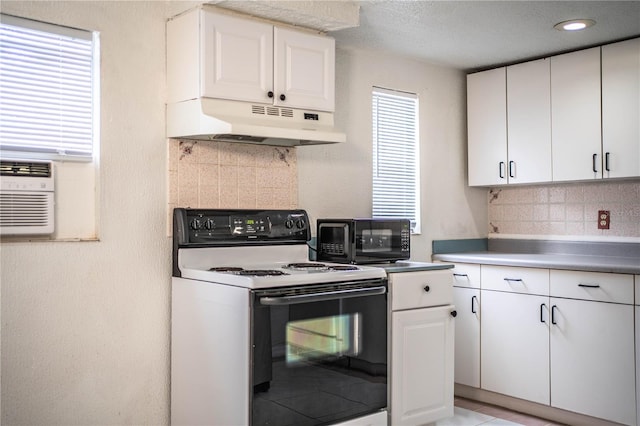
<box><xmin>318</xmin><ymin>223</ymin><xmax>350</xmax><ymax>262</ymax></box>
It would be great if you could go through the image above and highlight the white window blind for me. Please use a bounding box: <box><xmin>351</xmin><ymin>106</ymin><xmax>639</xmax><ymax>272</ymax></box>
<box><xmin>372</xmin><ymin>87</ymin><xmax>421</xmax><ymax>233</ymax></box>
<box><xmin>0</xmin><ymin>14</ymin><xmax>98</xmax><ymax>161</ymax></box>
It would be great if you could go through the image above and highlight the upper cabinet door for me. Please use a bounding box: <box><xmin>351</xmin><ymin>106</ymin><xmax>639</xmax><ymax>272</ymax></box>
<box><xmin>467</xmin><ymin>68</ymin><xmax>507</xmax><ymax>186</ymax></box>
<box><xmin>602</xmin><ymin>38</ymin><xmax>640</xmax><ymax>179</ymax></box>
<box><xmin>274</xmin><ymin>28</ymin><xmax>335</xmax><ymax>112</ymax></box>
<box><xmin>551</xmin><ymin>47</ymin><xmax>602</xmax><ymax>182</ymax></box>
<box><xmin>507</xmin><ymin>59</ymin><xmax>552</xmax><ymax>184</ymax></box>
<box><xmin>201</xmin><ymin>10</ymin><xmax>274</xmax><ymax>104</ymax></box>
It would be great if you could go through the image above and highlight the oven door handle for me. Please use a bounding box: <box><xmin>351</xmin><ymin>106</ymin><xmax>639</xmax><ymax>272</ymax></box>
<box><xmin>259</xmin><ymin>286</ymin><xmax>386</xmax><ymax>306</ymax></box>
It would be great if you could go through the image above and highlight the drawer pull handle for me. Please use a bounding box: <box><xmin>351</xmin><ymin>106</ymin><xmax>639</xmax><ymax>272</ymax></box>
<box><xmin>423</xmin><ymin>285</ymin><xmax>430</xmax><ymax>292</ymax></box>
<box><xmin>504</xmin><ymin>278</ymin><xmax>523</xmax><ymax>283</ymax></box>
<box><xmin>578</xmin><ymin>284</ymin><xmax>600</xmax><ymax>288</ymax></box>
<box><xmin>471</xmin><ymin>295</ymin><xmax>478</xmax><ymax>314</ymax></box>
<box><xmin>551</xmin><ymin>305</ymin><xmax>558</xmax><ymax>325</ymax></box>
<box><xmin>453</xmin><ymin>273</ymin><xmax>468</xmax><ymax>277</ymax></box>
<box><xmin>450</xmin><ymin>310</ymin><xmax>457</xmax><ymax>318</ymax></box>
<box><xmin>540</xmin><ymin>303</ymin><xmax>546</xmax><ymax>323</ymax></box>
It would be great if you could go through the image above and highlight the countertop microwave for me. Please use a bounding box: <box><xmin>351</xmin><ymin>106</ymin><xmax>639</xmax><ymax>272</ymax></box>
<box><xmin>317</xmin><ymin>218</ymin><xmax>410</xmax><ymax>264</ymax></box>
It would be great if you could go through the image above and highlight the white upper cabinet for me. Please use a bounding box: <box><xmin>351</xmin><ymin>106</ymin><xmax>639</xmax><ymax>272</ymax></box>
<box><xmin>551</xmin><ymin>47</ymin><xmax>602</xmax><ymax>182</ymax></box>
<box><xmin>274</xmin><ymin>27</ymin><xmax>335</xmax><ymax>111</ymax></box>
<box><xmin>467</xmin><ymin>68</ymin><xmax>507</xmax><ymax>186</ymax></box>
<box><xmin>506</xmin><ymin>59</ymin><xmax>552</xmax><ymax>183</ymax></box>
<box><xmin>167</xmin><ymin>8</ymin><xmax>336</xmax><ymax>112</ymax></box>
<box><xmin>602</xmin><ymin>38</ymin><xmax>640</xmax><ymax>179</ymax></box>
<box><xmin>201</xmin><ymin>11</ymin><xmax>274</xmax><ymax>105</ymax></box>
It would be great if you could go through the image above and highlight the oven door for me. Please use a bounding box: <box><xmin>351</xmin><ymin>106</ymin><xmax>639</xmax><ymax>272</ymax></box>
<box><xmin>251</xmin><ymin>280</ymin><xmax>388</xmax><ymax>426</ymax></box>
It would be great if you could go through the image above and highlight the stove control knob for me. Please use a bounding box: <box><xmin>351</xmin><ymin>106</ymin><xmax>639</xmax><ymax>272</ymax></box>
<box><xmin>204</xmin><ymin>219</ymin><xmax>215</xmax><ymax>230</ymax></box>
<box><xmin>285</xmin><ymin>219</ymin><xmax>294</xmax><ymax>229</ymax></box>
<box><xmin>190</xmin><ymin>218</ymin><xmax>202</xmax><ymax>230</ymax></box>
<box><xmin>295</xmin><ymin>219</ymin><xmax>306</xmax><ymax>229</ymax></box>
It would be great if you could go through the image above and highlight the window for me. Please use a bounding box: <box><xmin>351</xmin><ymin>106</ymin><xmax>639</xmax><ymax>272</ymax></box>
<box><xmin>372</xmin><ymin>87</ymin><xmax>420</xmax><ymax>233</ymax></box>
<box><xmin>0</xmin><ymin>14</ymin><xmax>99</xmax><ymax>161</ymax></box>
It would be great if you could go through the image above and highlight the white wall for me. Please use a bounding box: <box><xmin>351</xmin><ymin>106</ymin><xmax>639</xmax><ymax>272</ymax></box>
<box><xmin>298</xmin><ymin>48</ymin><xmax>488</xmax><ymax>261</ymax></box>
<box><xmin>0</xmin><ymin>1</ymin><xmax>196</xmax><ymax>424</ymax></box>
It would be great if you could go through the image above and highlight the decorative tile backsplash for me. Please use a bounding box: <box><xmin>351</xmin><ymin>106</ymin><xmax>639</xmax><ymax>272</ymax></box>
<box><xmin>167</xmin><ymin>140</ymin><xmax>297</xmax><ymax>233</ymax></box>
<box><xmin>488</xmin><ymin>181</ymin><xmax>640</xmax><ymax>238</ymax></box>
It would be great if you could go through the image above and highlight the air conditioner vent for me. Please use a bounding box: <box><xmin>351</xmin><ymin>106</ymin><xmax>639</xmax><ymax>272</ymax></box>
<box><xmin>266</xmin><ymin>107</ymin><xmax>279</xmax><ymax>116</ymax></box>
<box><xmin>281</xmin><ymin>108</ymin><xmax>294</xmax><ymax>118</ymax></box>
<box><xmin>0</xmin><ymin>160</ymin><xmax>54</xmax><ymax>236</ymax></box>
<box><xmin>1</xmin><ymin>160</ymin><xmax>52</xmax><ymax>177</ymax></box>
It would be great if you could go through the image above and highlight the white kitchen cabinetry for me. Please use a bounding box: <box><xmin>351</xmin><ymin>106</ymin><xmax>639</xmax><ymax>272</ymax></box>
<box><xmin>551</xmin><ymin>47</ymin><xmax>602</xmax><ymax>181</ymax></box>
<box><xmin>480</xmin><ymin>266</ymin><xmax>550</xmax><ymax>405</ymax></box>
<box><xmin>467</xmin><ymin>68</ymin><xmax>507</xmax><ymax>186</ymax></box>
<box><xmin>389</xmin><ymin>269</ymin><xmax>455</xmax><ymax>426</ymax></box>
<box><xmin>451</xmin><ymin>263</ymin><xmax>481</xmax><ymax>388</ymax></box>
<box><xmin>602</xmin><ymin>38</ymin><xmax>640</xmax><ymax>179</ymax></box>
<box><xmin>506</xmin><ymin>58</ymin><xmax>552</xmax><ymax>183</ymax></box>
<box><xmin>549</xmin><ymin>270</ymin><xmax>635</xmax><ymax>425</ymax></box>
<box><xmin>167</xmin><ymin>8</ymin><xmax>335</xmax><ymax>112</ymax></box>
<box><xmin>636</xmin><ymin>275</ymin><xmax>640</xmax><ymax>426</ymax></box>
<box><xmin>467</xmin><ymin>59</ymin><xmax>551</xmax><ymax>186</ymax></box>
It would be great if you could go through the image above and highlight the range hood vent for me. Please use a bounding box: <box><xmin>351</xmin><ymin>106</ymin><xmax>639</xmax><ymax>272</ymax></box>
<box><xmin>167</xmin><ymin>98</ymin><xmax>346</xmax><ymax>146</ymax></box>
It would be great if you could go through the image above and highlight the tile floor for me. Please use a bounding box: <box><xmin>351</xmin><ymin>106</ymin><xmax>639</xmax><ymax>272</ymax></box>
<box><xmin>436</xmin><ymin>397</ymin><xmax>564</xmax><ymax>426</ymax></box>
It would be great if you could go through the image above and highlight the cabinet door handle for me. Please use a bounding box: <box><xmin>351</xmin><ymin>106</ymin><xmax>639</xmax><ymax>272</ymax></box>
<box><xmin>578</xmin><ymin>283</ymin><xmax>600</xmax><ymax>289</ymax></box>
<box><xmin>540</xmin><ymin>303</ymin><xmax>546</xmax><ymax>323</ymax></box>
<box><xmin>592</xmin><ymin>153</ymin><xmax>598</xmax><ymax>173</ymax></box>
<box><xmin>453</xmin><ymin>273</ymin><xmax>468</xmax><ymax>277</ymax></box>
<box><xmin>423</xmin><ymin>285</ymin><xmax>430</xmax><ymax>292</ymax></box>
<box><xmin>605</xmin><ymin>152</ymin><xmax>611</xmax><ymax>172</ymax></box>
<box><xmin>499</xmin><ymin>162</ymin><xmax>505</xmax><ymax>179</ymax></box>
<box><xmin>279</xmin><ymin>93</ymin><xmax>286</xmax><ymax>101</ymax></box>
<box><xmin>450</xmin><ymin>310</ymin><xmax>458</xmax><ymax>318</ymax></box>
<box><xmin>509</xmin><ymin>161</ymin><xmax>515</xmax><ymax>178</ymax></box>
<box><xmin>503</xmin><ymin>278</ymin><xmax>523</xmax><ymax>283</ymax></box>
<box><xmin>471</xmin><ymin>295</ymin><xmax>478</xmax><ymax>314</ymax></box>
<box><xmin>551</xmin><ymin>305</ymin><xmax>558</xmax><ymax>325</ymax></box>
<box><xmin>267</xmin><ymin>91</ymin><xmax>274</xmax><ymax>98</ymax></box>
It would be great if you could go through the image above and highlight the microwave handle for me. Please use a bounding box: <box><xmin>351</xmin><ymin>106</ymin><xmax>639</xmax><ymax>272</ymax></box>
<box><xmin>259</xmin><ymin>286</ymin><xmax>386</xmax><ymax>306</ymax></box>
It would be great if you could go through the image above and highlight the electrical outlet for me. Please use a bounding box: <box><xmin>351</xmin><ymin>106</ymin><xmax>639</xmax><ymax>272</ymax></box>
<box><xmin>598</xmin><ymin>210</ymin><xmax>610</xmax><ymax>230</ymax></box>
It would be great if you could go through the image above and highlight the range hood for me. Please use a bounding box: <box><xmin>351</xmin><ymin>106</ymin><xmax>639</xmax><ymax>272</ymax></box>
<box><xmin>166</xmin><ymin>98</ymin><xmax>346</xmax><ymax>146</ymax></box>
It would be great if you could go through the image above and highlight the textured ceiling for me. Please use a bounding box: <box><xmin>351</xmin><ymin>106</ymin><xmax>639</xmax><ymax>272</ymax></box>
<box><xmin>212</xmin><ymin>1</ymin><xmax>640</xmax><ymax>72</ymax></box>
<box><xmin>330</xmin><ymin>1</ymin><xmax>640</xmax><ymax>72</ymax></box>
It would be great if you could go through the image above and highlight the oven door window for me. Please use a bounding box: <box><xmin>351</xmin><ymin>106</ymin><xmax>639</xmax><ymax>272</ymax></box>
<box><xmin>251</xmin><ymin>289</ymin><xmax>387</xmax><ymax>426</ymax></box>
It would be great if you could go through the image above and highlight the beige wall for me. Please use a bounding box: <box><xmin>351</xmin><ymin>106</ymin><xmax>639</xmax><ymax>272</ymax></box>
<box><xmin>298</xmin><ymin>48</ymin><xmax>488</xmax><ymax>261</ymax></box>
<box><xmin>0</xmin><ymin>1</ymin><xmax>202</xmax><ymax>424</ymax></box>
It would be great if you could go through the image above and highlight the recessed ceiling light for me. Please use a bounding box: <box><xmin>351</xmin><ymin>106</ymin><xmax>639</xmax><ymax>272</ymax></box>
<box><xmin>554</xmin><ymin>19</ymin><xmax>596</xmax><ymax>31</ymax></box>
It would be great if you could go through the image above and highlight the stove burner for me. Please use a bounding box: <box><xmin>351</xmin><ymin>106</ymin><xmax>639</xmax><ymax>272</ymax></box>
<box><xmin>237</xmin><ymin>270</ymin><xmax>289</xmax><ymax>277</ymax></box>
<box><xmin>327</xmin><ymin>265</ymin><xmax>359</xmax><ymax>271</ymax></box>
<box><xmin>285</xmin><ymin>262</ymin><xmax>327</xmax><ymax>269</ymax></box>
<box><xmin>209</xmin><ymin>267</ymin><xmax>244</xmax><ymax>272</ymax></box>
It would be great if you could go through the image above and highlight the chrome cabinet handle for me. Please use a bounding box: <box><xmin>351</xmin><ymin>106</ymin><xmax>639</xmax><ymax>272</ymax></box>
<box><xmin>509</xmin><ymin>160</ymin><xmax>515</xmax><ymax>178</ymax></box>
<box><xmin>605</xmin><ymin>152</ymin><xmax>611</xmax><ymax>172</ymax></box>
<box><xmin>540</xmin><ymin>303</ymin><xmax>546</xmax><ymax>323</ymax></box>
<box><xmin>499</xmin><ymin>162</ymin><xmax>505</xmax><ymax>179</ymax></box>
<box><xmin>551</xmin><ymin>305</ymin><xmax>558</xmax><ymax>325</ymax></box>
<box><xmin>593</xmin><ymin>153</ymin><xmax>598</xmax><ymax>173</ymax></box>
<box><xmin>471</xmin><ymin>295</ymin><xmax>478</xmax><ymax>314</ymax></box>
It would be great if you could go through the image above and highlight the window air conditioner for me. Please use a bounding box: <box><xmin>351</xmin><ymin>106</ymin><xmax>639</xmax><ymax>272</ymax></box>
<box><xmin>0</xmin><ymin>160</ymin><xmax>55</xmax><ymax>236</ymax></box>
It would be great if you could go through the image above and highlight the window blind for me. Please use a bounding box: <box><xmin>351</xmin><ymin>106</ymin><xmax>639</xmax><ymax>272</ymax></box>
<box><xmin>372</xmin><ymin>87</ymin><xmax>421</xmax><ymax>233</ymax></box>
<box><xmin>0</xmin><ymin>14</ymin><xmax>96</xmax><ymax>160</ymax></box>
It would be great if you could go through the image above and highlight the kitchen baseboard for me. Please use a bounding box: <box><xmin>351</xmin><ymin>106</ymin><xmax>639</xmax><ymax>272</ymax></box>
<box><xmin>455</xmin><ymin>384</ymin><xmax>622</xmax><ymax>426</ymax></box>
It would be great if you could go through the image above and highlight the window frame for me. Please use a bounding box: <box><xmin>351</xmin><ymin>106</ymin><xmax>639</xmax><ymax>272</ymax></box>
<box><xmin>371</xmin><ymin>86</ymin><xmax>421</xmax><ymax>234</ymax></box>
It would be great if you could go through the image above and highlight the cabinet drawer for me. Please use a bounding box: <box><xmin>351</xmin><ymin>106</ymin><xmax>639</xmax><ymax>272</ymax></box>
<box><xmin>451</xmin><ymin>263</ymin><xmax>481</xmax><ymax>289</ymax></box>
<box><xmin>550</xmin><ymin>270</ymin><xmax>634</xmax><ymax>304</ymax></box>
<box><xmin>390</xmin><ymin>270</ymin><xmax>453</xmax><ymax>311</ymax></box>
<box><xmin>481</xmin><ymin>265</ymin><xmax>549</xmax><ymax>295</ymax></box>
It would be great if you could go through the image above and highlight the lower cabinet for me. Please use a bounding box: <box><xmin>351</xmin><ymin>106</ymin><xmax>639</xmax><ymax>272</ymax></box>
<box><xmin>453</xmin><ymin>263</ymin><xmax>637</xmax><ymax>425</ymax></box>
<box><xmin>388</xmin><ymin>270</ymin><xmax>455</xmax><ymax>426</ymax></box>
<box><xmin>451</xmin><ymin>263</ymin><xmax>481</xmax><ymax>388</ymax></box>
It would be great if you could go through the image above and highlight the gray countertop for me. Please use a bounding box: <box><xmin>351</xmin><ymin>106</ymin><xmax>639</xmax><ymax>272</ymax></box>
<box><xmin>371</xmin><ymin>261</ymin><xmax>454</xmax><ymax>273</ymax></box>
<box><xmin>432</xmin><ymin>252</ymin><xmax>640</xmax><ymax>274</ymax></box>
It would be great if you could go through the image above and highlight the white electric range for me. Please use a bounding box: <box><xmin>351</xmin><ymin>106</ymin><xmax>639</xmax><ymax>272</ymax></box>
<box><xmin>172</xmin><ymin>208</ymin><xmax>389</xmax><ymax>426</ymax></box>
